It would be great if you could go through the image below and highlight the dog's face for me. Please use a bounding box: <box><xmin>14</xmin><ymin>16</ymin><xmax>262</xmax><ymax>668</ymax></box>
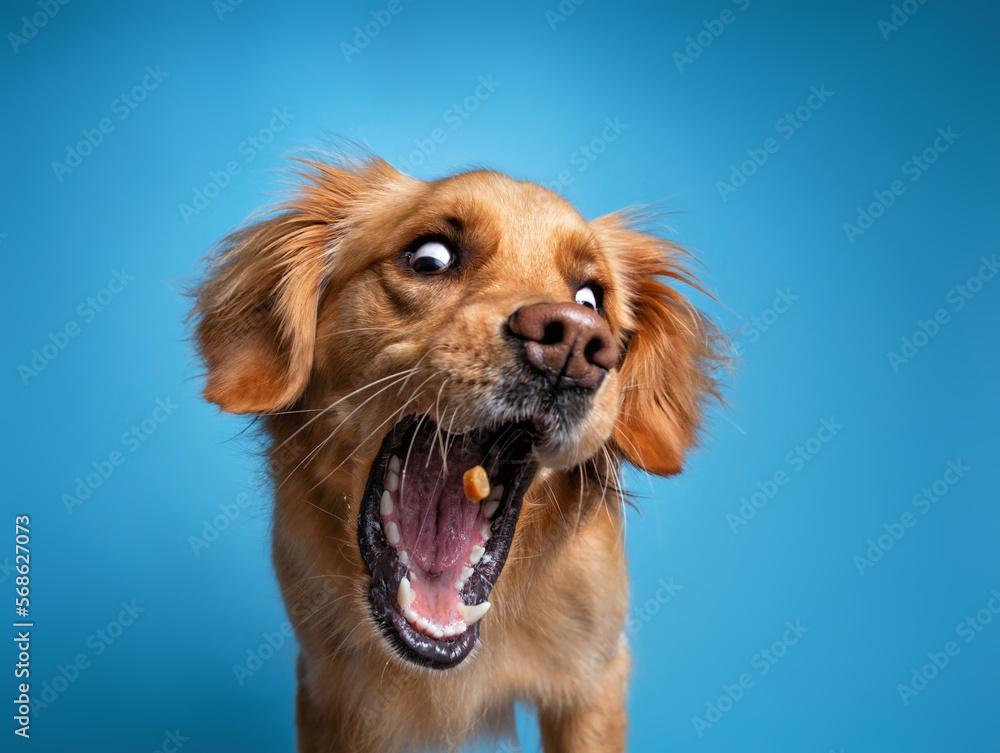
<box><xmin>194</xmin><ymin>157</ymin><xmax>718</xmax><ymax>670</ymax></box>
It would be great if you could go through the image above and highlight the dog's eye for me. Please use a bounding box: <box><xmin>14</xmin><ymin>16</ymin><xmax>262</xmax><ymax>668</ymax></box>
<box><xmin>408</xmin><ymin>241</ymin><xmax>454</xmax><ymax>275</ymax></box>
<box><xmin>575</xmin><ymin>285</ymin><xmax>600</xmax><ymax>311</ymax></box>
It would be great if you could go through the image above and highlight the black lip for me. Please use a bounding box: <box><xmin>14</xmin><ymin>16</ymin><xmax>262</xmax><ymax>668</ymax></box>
<box><xmin>358</xmin><ymin>416</ymin><xmax>537</xmax><ymax>669</ymax></box>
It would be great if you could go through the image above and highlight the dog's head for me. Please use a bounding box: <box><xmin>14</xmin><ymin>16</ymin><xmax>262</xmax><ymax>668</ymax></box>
<box><xmin>193</xmin><ymin>155</ymin><xmax>721</xmax><ymax>669</ymax></box>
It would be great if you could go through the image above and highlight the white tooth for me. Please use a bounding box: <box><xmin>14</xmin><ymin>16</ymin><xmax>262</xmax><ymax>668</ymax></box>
<box><xmin>460</xmin><ymin>566</ymin><xmax>473</xmax><ymax>581</ymax></box>
<box><xmin>470</xmin><ymin>545</ymin><xmax>485</xmax><ymax>564</ymax></box>
<box><xmin>429</xmin><ymin>624</ymin><xmax>444</xmax><ymax>640</ymax></box>
<box><xmin>404</xmin><ymin>607</ymin><xmax>418</xmax><ymax>623</ymax></box>
<box><xmin>388</xmin><ymin>455</ymin><xmax>400</xmax><ymax>475</ymax></box>
<box><xmin>385</xmin><ymin>521</ymin><xmax>400</xmax><ymax>546</ymax></box>
<box><xmin>455</xmin><ymin>622</ymin><xmax>467</xmax><ymax>634</ymax></box>
<box><xmin>397</xmin><ymin>576</ymin><xmax>415</xmax><ymax>607</ymax></box>
<box><xmin>481</xmin><ymin>499</ymin><xmax>500</xmax><ymax>519</ymax></box>
<box><xmin>384</xmin><ymin>471</ymin><xmax>399</xmax><ymax>492</ymax></box>
<box><xmin>442</xmin><ymin>624</ymin><xmax>457</xmax><ymax>638</ymax></box>
<box><xmin>416</xmin><ymin>616</ymin><xmax>431</xmax><ymax>632</ymax></box>
<box><xmin>380</xmin><ymin>490</ymin><xmax>394</xmax><ymax>516</ymax></box>
<box><xmin>481</xmin><ymin>521</ymin><xmax>493</xmax><ymax>541</ymax></box>
<box><xmin>487</xmin><ymin>484</ymin><xmax>504</xmax><ymax>501</ymax></box>
<box><xmin>398</xmin><ymin>550</ymin><xmax>409</xmax><ymax>566</ymax></box>
<box><xmin>454</xmin><ymin>580</ymin><xmax>464</xmax><ymax>590</ymax></box>
<box><xmin>457</xmin><ymin>601</ymin><xmax>491</xmax><ymax>625</ymax></box>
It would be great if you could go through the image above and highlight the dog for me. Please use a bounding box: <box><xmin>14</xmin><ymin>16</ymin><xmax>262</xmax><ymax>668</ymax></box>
<box><xmin>192</xmin><ymin>154</ymin><xmax>722</xmax><ymax>752</ymax></box>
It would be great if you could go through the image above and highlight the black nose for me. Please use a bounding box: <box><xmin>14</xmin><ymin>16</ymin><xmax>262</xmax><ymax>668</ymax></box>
<box><xmin>508</xmin><ymin>302</ymin><xmax>618</xmax><ymax>389</ymax></box>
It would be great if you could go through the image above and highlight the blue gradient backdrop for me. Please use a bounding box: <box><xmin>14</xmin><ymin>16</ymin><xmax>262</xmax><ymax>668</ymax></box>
<box><xmin>3</xmin><ymin>0</ymin><xmax>998</xmax><ymax>750</ymax></box>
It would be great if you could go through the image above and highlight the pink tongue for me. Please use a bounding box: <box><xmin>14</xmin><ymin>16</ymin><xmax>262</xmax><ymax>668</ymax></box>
<box><xmin>397</xmin><ymin>442</ymin><xmax>482</xmax><ymax>574</ymax></box>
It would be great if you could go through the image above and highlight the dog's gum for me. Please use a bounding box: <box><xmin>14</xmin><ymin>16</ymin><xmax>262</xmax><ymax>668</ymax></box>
<box><xmin>462</xmin><ymin>465</ymin><xmax>490</xmax><ymax>502</ymax></box>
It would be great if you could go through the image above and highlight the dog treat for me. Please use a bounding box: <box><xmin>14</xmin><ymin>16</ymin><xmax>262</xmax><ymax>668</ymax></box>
<box><xmin>462</xmin><ymin>465</ymin><xmax>490</xmax><ymax>502</ymax></box>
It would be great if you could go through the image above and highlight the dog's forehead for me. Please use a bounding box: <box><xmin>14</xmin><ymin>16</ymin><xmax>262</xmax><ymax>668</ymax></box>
<box><xmin>432</xmin><ymin>171</ymin><xmax>598</xmax><ymax>271</ymax></box>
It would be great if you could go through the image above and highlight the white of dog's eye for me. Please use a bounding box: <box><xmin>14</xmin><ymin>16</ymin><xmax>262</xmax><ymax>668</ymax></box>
<box><xmin>409</xmin><ymin>241</ymin><xmax>453</xmax><ymax>274</ymax></box>
<box><xmin>575</xmin><ymin>286</ymin><xmax>598</xmax><ymax>310</ymax></box>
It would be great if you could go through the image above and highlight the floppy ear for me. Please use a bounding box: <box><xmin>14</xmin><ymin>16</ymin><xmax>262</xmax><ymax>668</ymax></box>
<box><xmin>592</xmin><ymin>213</ymin><xmax>724</xmax><ymax>476</ymax></box>
<box><xmin>191</xmin><ymin>157</ymin><xmax>392</xmax><ymax>414</ymax></box>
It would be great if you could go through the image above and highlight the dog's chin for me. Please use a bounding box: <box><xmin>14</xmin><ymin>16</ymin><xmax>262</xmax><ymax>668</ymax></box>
<box><xmin>532</xmin><ymin>421</ymin><xmax>615</xmax><ymax>470</ymax></box>
<box><xmin>532</xmin><ymin>404</ymin><xmax>619</xmax><ymax>470</ymax></box>
<box><xmin>358</xmin><ymin>416</ymin><xmax>539</xmax><ymax>669</ymax></box>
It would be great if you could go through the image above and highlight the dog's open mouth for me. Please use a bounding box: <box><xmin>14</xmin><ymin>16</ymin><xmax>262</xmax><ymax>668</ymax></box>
<box><xmin>358</xmin><ymin>416</ymin><xmax>538</xmax><ymax>668</ymax></box>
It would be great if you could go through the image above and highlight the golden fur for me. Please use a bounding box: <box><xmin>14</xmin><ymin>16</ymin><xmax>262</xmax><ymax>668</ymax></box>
<box><xmin>192</xmin><ymin>155</ymin><xmax>722</xmax><ymax>752</ymax></box>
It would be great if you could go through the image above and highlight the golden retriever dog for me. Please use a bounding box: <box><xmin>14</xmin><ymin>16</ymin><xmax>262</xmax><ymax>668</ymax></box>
<box><xmin>192</xmin><ymin>154</ymin><xmax>721</xmax><ymax>752</ymax></box>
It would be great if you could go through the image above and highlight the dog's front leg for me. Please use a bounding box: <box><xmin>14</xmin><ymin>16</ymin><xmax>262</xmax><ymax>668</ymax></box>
<box><xmin>538</xmin><ymin>644</ymin><xmax>630</xmax><ymax>753</ymax></box>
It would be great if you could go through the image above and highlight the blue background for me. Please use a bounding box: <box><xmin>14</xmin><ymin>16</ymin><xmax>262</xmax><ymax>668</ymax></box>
<box><xmin>3</xmin><ymin>0</ymin><xmax>998</xmax><ymax>750</ymax></box>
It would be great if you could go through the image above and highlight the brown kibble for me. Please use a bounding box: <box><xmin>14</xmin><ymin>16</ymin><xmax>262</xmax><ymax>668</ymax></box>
<box><xmin>462</xmin><ymin>465</ymin><xmax>490</xmax><ymax>502</ymax></box>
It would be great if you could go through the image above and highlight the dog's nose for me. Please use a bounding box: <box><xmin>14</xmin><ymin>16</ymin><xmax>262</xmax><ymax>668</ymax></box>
<box><xmin>508</xmin><ymin>302</ymin><xmax>618</xmax><ymax>389</ymax></box>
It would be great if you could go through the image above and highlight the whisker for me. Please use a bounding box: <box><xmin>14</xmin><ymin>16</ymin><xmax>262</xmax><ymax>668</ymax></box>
<box><xmin>538</xmin><ymin>475</ymin><xmax>568</xmax><ymax>531</ymax></box>
<box><xmin>393</xmin><ymin>369</ymin><xmax>441</xmax><ymax>422</ymax></box>
<box><xmin>300</xmin><ymin>592</ymin><xmax>357</xmax><ymax>627</ymax></box>
<box><xmin>612</xmin><ymin>420</ymin><xmax>657</xmax><ymax>500</ymax></box>
<box><xmin>330</xmin><ymin>621</ymin><xmax>365</xmax><ymax>659</ymax></box>
<box><xmin>274</xmin><ymin>368</ymin><xmax>422</xmax><ymax>456</ymax></box>
<box><xmin>387</xmin><ymin>369</ymin><xmax>445</xmax><ymax>503</ymax></box>
<box><xmin>315</xmin><ymin>326</ymin><xmax>443</xmax><ymax>345</ymax></box>
<box><xmin>431</xmin><ymin>379</ymin><xmax>450</xmax><ymax>470</ymax></box>
<box><xmin>299</xmin><ymin>572</ymin><xmax>358</xmax><ymax>583</ymax></box>
<box><xmin>257</xmin><ymin>407</ymin><xmax>337</xmax><ymax>416</ymax></box>
<box><xmin>402</xmin><ymin>411</ymin><xmax>431</xmax><ymax>506</ymax></box>
<box><xmin>599</xmin><ymin>446</ymin><xmax>616</xmax><ymax>530</ymax></box>
<box><xmin>444</xmin><ymin>407</ymin><xmax>459</xmax><ymax>461</ymax></box>
<box><xmin>302</xmin><ymin>497</ymin><xmax>338</xmax><ymax>520</ymax></box>
<box><xmin>277</xmin><ymin>371</ymin><xmax>418</xmax><ymax>490</ymax></box>
<box><xmin>395</xmin><ymin>345</ymin><xmax>447</xmax><ymax>398</ymax></box>
<box><xmin>294</xmin><ymin>365</ymin><xmax>447</xmax><ymax>498</ymax></box>
<box><xmin>303</xmin><ymin>402</ymin><xmax>425</xmax><ymax>496</ymax></box>
<box><xmin>378</xmin><ymin>658</ymin><xmax>393</xmax><ymax>694</ymax></box>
